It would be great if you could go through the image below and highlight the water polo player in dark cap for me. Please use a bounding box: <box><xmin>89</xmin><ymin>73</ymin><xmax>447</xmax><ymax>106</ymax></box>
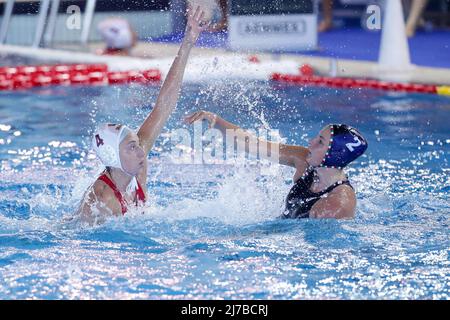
<box><xmin>185</xmin><ymin>111</ymin><xmax>368</xmax><ymax>219</ymax></box>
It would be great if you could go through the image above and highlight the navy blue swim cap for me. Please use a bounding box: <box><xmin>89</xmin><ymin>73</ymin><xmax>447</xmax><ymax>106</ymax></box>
<box><xmin>321</xmin><ymin>124</ymin><xmax>368</xmax><ymax>169</ymax></box>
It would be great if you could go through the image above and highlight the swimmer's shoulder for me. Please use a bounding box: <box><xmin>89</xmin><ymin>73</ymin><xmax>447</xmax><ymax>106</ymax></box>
<box><xmin>332</xmin><ymin>184</ymin><xmax>356</xmax><ymax>202</ymax></box>
<box><xmin>89</xmin><ymin>178</ymin><xmax>122</xmax><ymax>215</ymax></box>
<box><xmin>310</xmin><ymin>184</ymin><xmax>356</xmax><ymax>219</ymax></box>
<box><xmin>75</xmin><ymin>179</ymin><xmax>116</xmax><ymax>225</ymax></box>
<box><xmin>92</xmin><ymin>178</ymin><xmax>111</xmax><ymax>197</ymax></box>
<box><xmin>334</xmin><ymin>184</ymin><xmax>356</xmax><ymax>219</ymax></box>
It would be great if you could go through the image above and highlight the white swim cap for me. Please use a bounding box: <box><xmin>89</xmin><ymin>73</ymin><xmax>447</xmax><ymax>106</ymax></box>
<box><xmin>92</xmin><ymin>123</ymin><xmax>133</xmax><ymax>170</ymax></box>
<box><xmin>97</xmin><ymin>18</ymin><xmax>133</xmax><ymax>50</ymax></box>
<box><xmin>92</xmin><ymin>124</ymin><xmax>140</xmax><ymax>195</ymax></box>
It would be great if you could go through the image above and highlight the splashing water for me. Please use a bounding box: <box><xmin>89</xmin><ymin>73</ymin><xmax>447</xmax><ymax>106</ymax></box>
<box><xmin>0</xmin><ymin>80</ymin><xmax>449</xmax><ymax>299</ymax></box>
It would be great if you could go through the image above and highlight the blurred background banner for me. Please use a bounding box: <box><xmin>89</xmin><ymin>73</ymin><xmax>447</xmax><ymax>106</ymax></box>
<box><xmin>228</xmin><ymin>0</ymin><xmax>318</xmax><ymax>51</ymax></box>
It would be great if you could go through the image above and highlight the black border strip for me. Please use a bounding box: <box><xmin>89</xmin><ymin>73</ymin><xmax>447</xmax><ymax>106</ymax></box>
<box><xmin>0</xmin><ymin>0</ymin><xmax>169</xmax><ymax>15</ymax></box>
<box><xmin>231</xmin><ymin>0</ymin><xmax>314</xmax><ymax>16</ymax></box>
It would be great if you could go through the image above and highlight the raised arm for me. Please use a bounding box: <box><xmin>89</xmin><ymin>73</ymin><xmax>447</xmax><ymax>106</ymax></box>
<box><xmin>138</xmin><ymin>7</ymin><xmax>209</xmax><ymax>154</ymax></box>
<box><xmin>184</xmin><ymin>110</ymin><xmax>309</xmax><ymax>168</ymax></box>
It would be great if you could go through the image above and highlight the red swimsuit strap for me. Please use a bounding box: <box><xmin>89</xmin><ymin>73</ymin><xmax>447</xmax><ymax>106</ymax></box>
<box><xmin>98</xmin><ymin>174</ymin><xmax>127</xmax><ymax>215</ymax></box>
<box><xmin>98</xmin><ymin>174</ymin><xmax>146</xmax><ymax>215</ymax></box>
<box><xmin>135</xmin><ymin>180</ymin><xmax>146</xmax><ymax>202</ymax></box>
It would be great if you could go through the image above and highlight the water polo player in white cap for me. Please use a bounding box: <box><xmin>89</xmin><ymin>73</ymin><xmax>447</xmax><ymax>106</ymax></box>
<box><xmin>76</xmin><ymin>7</ymin><xmax>209</xmax><ymax>225</ymax></box>
<box><xmin>97</xmin><ymin>17</ymin><xmax>137</xmax><ymax>56</ymax></box>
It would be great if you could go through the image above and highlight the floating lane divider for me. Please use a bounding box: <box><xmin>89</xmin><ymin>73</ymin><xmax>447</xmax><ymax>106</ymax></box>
<box><xmin>436</xmin><ymin>86</ymin><xmax>450</xmax><ymax>96</ymax></box>
<box><xmin>0</xmin><ymin>64</ymin><xmax>162</xmax><ymax>91</ymax></box>
<box><xmin>270</xmin><ymin>71</ymin><xmax>450</xmax><ymax>97</ymax></box>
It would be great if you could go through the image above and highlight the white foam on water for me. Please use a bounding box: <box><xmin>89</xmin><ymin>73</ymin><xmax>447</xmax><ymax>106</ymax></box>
<box><xmin>0</xmin><ymin>45</ymin><xmax>301</xmax><ymax>82</ymax></box>
<box><xmin>140</xmin><ymin>164</ymin><xmax>290</xmax><ymax>225</ymax></box>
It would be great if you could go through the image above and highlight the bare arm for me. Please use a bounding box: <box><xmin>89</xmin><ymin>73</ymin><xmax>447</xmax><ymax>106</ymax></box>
<box><xmin>184</xmin><ymin>110</ymin><xmax>309</xmax><ymax>168</ymax></box>
<box><xmin>406</xmin><ymin>0</ymin><xmax>428</xmax><ymax>37</ymax></box>
<box><xmin>137</xmin><ymin>7</ymin><xmax>209</xmax><ymax>154</ymax></box>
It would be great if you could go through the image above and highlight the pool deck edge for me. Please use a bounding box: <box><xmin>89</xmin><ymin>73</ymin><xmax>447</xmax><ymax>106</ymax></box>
<box><xmin>1</xmin><ymin>42</ymin><xmax>450</xmax><ymax>86</ymax></box>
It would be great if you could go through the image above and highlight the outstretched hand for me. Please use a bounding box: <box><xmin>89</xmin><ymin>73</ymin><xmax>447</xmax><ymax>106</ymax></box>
<box><xmin>184</xmin><ymin>110</ymin><xmax>217</xmax><ymax>128</ymax></box>
<box><xmin>184</xmin><ymin>6</ymin><xmax>210</xmax><ymax>46</ymax></box>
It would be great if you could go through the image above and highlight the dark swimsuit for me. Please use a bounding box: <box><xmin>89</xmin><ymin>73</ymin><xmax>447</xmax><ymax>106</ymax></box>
<box><xmin>98</xmin><ymin>173</ymin><xmax>146</xmax><ymax>215</ymax></box>
<box><xmin>281</xmin><ymin>167</ymin><xmax>353</xmax><ymax>219</ymax></box>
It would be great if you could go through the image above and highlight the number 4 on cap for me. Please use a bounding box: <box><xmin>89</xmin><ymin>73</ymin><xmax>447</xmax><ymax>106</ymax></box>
<box><xmin>95</xmin><ymin>134</ymin><xmax>104</xmax><ymax>147</ymax></box>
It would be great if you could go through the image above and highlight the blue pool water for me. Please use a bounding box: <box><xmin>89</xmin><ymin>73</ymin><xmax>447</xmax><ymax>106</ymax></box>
<box><xmin>0</xmin><ymin>80</ymin><xmax>449</xmax><ymax>299</ymax></box>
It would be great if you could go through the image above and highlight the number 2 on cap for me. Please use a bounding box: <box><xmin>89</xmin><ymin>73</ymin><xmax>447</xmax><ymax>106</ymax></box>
<box><xmin>346</xmin><ymin>136</ymin><xmax>362</xmax><ymax>152</ymax></box>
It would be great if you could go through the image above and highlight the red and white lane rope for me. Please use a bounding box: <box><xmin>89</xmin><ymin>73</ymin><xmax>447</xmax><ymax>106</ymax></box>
<box><xmin>270</xmin><ymin>64</ymin><xmax>450</xmax><ymax>96</ymax></box>
<box><xmin>0</xmin><ymin>63</ymin><xmax>161</xmax><ymax>91</ymax></box>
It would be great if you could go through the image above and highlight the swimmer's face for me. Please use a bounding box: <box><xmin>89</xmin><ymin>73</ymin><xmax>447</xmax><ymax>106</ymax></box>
<box><xmin>119</xmin><ymin>132</ymin><xmax>145</xmax><ymax>176</ymax></box>
<box><xmin>307</xmin><ymin>126</ymin><xmax>331</xmax><ymax>167</ymax></box>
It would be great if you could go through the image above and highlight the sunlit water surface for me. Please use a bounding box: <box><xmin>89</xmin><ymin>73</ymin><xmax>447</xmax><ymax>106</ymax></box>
<box><xmin>0</xmin><ymin>78</ymin><xmax>449</xmax><ymax>299</ymax></box>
